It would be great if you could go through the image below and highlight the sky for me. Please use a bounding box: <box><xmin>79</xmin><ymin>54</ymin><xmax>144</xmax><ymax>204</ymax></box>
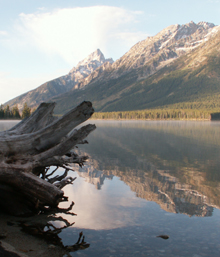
<box><xmin>0</xmin><ymin>0</ymin><xmax>220</xmax><ymax>104</ymax></box>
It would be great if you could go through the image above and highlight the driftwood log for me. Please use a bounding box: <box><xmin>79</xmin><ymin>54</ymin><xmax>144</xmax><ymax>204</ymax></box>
<box><xmin>0</xmin><ymin>101</ymin><xmax>96</xmax><ymax>216</ymax></box>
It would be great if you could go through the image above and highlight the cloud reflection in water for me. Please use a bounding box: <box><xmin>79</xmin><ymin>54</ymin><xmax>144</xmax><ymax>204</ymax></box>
<box><xmin>59</xmin><ymin>173</ymin><xmax>149</xmax><ymax>230</ymax></box>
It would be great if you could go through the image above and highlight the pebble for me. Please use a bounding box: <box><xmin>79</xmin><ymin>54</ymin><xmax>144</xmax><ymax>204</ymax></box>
<box><xmin>48</xmin><ymin>244</ymin><xmax>56</xmax><ymax>249</ymax></box>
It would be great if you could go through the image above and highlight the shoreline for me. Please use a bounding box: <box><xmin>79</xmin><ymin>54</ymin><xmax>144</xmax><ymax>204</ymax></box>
<box><xmin>0</xmin><ymin>119</ymin><xmax>21</xmax><ymax>121</ymax></box>
<box><xmin>90</xmin><ymin>118</ymin><xmax>212</xmax><ymax>121</ymax></box>
<box><xmin>0</xmin><ymin>212</ymin><xmax>65</xmax><ymax>257</ymax></box>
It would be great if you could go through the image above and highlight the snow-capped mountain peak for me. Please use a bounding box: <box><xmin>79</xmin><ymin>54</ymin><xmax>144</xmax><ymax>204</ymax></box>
<box><xmin>69</xmin><ymin>49</ymin><xmax>113</xmax><ymax>74</ymax></box>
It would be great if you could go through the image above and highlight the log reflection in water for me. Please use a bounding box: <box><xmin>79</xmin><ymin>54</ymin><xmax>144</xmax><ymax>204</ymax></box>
<box><xmin>19</xmin><ymin>201</ymin><xmax>90</xmax><ymax>255</ymax></box>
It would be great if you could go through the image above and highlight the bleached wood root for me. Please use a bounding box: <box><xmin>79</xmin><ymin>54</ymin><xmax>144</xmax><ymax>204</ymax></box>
<box><xmin>0</xmin><ymin>101</ymin><xmax>96</xmax><ymax>216</ymax></box>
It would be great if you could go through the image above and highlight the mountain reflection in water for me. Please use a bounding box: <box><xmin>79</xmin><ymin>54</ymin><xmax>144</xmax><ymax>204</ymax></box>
<box><xmin>73</xmin><ymin>120</ymin><xmax>220</xmax><ymax>218</ymax></box>
<box><xmin>58</xmin><ymin>120</ymin><xmax>220</xmax><ymax>256</ymax></box>
<box><xmin>74</xmin><ymin>164</ymin><xmax>214</xmax><ymax>217</ymax></box>
<box><xmin>1</xmin><ymin>120</ymin><xmax>220</xmax><ymax>257</ymax></box>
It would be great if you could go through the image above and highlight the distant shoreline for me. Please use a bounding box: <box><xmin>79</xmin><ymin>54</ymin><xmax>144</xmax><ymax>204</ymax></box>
<box><xmin>1</xmin><ymin>115</ymin><xmax>219</xmax><ymax>122</ymax></box>
<box><xmin>90</xmin><ymin>109</ymin><xmax>220</xmax><ymax>121</ymax></box>
<box><xmin>90</xmin><ymin>118</ymin><xmax>212</xmax><ymax>121</ymax></box>
<box><xmin>0</xmin><ymin>119</ymin><xmax>21</xmax><ymax>121</ymax></box>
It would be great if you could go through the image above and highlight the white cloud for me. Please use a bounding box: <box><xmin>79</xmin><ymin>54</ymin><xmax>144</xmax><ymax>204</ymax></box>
<box><xmin>0</xmin><ymin>6</ymin><xmax>149</xmax><ymax>104</ymax></box>
<box><xmin>0</xmin><ymin>31</ymin><xmax>8</xmax><ymax>36</ymax></box>
<box><xmin>13</xmin><ymin>6</ymin><xmax>148</xmax><ymax>65</ymax></box>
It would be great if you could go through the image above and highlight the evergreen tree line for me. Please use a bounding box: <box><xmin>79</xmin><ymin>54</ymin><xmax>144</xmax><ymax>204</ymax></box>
<box><xmin>0</xmin><ymin>103</ymin><xmax>31</xmax><ymax>119</ymax></box>
<box><xmin>92</xmin><ymin>109</ymin><xmax>213</xmax><ymax>120</ymax></box>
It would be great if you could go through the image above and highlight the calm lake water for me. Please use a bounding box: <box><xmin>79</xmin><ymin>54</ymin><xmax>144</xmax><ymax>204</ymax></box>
<box><xmin>1</xmin><ymin>120</ymin><xmax>220</xmax><ymax>257</ymax></box>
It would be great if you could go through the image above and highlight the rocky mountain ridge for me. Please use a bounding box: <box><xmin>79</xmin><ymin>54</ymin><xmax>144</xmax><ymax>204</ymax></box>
<box><xmin>68</xmin><ymin>49</ymin><xmax>113</xmax><ymax>88</ymax></box>
<box><xmin>76</xmin><ymin>21</ymin><xmax>218</xmax><ymax>87</ymax></box>
<box><xmin>51</xmin><ymin>21</ymin><xmax>220</xmax><ymax>114</ymax></box>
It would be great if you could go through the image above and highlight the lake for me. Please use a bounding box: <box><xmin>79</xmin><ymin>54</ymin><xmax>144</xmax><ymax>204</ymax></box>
<box><xmin>1</xmin><ymin>120</ymin><xmax>220</xmax><ymax>257</ymax></box>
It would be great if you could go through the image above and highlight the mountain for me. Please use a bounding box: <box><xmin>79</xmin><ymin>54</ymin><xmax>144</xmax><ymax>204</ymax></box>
<box><xmin>5</xmin><ymin>21</ymin><xmax>220</xmax><ymax>114</ymax></box>
<box><xmin>5</xmin><ymin>49</ymin><xmax>113</xmax><ymax>110</ymax></box>
<box><xmin>50</xmin><ymin>21</ymin><xmax>220</xmax><ymax>114</ymax></box>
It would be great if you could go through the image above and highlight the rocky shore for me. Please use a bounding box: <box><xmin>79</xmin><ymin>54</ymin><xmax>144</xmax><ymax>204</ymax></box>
<box><xmin>0</xmin><ymin>213</ymin><xmax>65</xmax><ymax>257</ymax></box>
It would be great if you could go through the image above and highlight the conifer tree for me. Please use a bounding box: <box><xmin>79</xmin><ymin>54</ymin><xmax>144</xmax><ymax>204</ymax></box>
<box><xmin>0</xmin><ymin>105</ymin><xmax>4</xmax><ymax>119</ymax></box>
<box><xmin>4</xmin><ymin>105</ymin><xmax>12</xmax><ymax>119</ymax></box>
<box><xmin>22</xmin><ymin>103</ymin><xmax>31</xmax><ymax>119</ymax></box>
<box><xmin>12</xmin><ymin>105</ymin><xmax>21</xmax><ymax>119</ymax></box>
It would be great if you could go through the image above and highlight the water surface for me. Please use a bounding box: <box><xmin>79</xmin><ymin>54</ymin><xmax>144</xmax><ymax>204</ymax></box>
<box><xmin>1</xmin><ymin>120</ymin><xmax>220</xmax><ymax>257</ymax></box>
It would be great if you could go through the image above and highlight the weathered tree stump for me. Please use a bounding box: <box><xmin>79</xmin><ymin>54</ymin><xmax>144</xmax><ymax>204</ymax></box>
<box><xmin>0</xmin><ymin>101</ymin><xmax>96</xmax><ymax>216</ymax></box>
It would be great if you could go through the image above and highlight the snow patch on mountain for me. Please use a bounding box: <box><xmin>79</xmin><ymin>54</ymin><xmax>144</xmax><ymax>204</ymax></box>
<box><xmin>69</xmin><ymin>49</ymin><xmax>113</xmax><ymax>74</ymax></box>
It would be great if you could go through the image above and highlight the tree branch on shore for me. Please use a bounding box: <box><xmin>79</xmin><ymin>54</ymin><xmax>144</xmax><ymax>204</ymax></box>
<box><xmin>0</xmin><ymin>101</ymin><xmax>96</xmax><ymax>216</ymax></box>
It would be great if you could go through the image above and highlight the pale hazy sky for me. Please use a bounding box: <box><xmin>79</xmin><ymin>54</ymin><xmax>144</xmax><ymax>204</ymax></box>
<box><xmin>0</xmin><ymin>0</ymin><xmax>220</xmax><ymax>104</ymax></box>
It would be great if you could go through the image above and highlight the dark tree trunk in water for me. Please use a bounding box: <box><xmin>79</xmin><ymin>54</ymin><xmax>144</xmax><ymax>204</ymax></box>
<box><xmin>0</xmin><ymin>101</ymin><xmax>96</xmax><ymax>216</ymax></box>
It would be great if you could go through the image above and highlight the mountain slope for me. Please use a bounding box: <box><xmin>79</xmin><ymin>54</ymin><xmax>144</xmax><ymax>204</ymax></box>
<box><xmin>5</xmin><ymin>49</ymin><xmax>113</xmax><ymax>110</ymax></box>
<box><xmin>51</xmin><ymin>21</ymin><xmax>220</xmax><ymax>114</ymax></box>
<box><xmin>5</xmin><ymin>21</ymin><xmax>220</xmax><ymax>114</ymax></box>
